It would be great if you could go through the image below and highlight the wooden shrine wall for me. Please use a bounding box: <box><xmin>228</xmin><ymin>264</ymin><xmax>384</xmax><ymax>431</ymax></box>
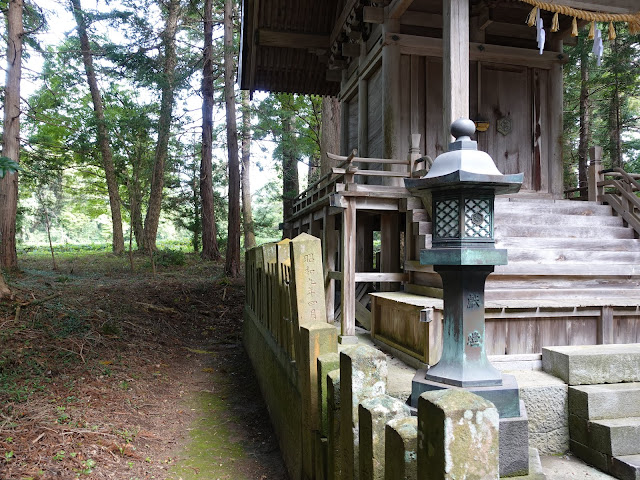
<box><xmin>341</xmin><ymin>52</ymin><xmax>557</xmax><ymax>193</ymax></box>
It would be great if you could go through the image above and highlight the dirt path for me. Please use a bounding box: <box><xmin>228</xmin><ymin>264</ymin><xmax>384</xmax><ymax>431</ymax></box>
<box><xmin>0</xmin><ymin>253</ymin><xmax>288</xmax><ymax>479</ymax></box>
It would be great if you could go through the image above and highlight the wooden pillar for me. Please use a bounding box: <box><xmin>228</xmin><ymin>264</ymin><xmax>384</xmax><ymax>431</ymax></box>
<box><xmin>597</xmin><ymin>306</ymin><xmax>614</xmax><ymax>344</ymax></box>
<box><xmin>341</xmin><ymin>198</ymin><xmax>357</xmax><ymax>339</ymax></box>
<box><xmin>323</xmin><ymin>207</ymin><xmax>337</xmax><ymax>323</ymax></box>
<box><xmin>380</xmin><ymin>213</ymin><xmax>400</xmax><ymax>291</ymax></box>
<box><xmin>549</xmin><ymin>37</ymin><xmax>564</xmax><ymax>199</ymax></box>
<box><xmin>382</xmin><ymin>18</ymin><xmax>401</xmax><ymax>184</ymax></box>
<box><xmin>442</xmin><ymin>0</ymin><xmax>469</xmax><ymax>141</ymax></box>
<box><xmin>358</xmin><ymin>78</ymin><xmax>369</xmax><ymax>159</ymax></box>
<box><xmin>588</xmin><ymin>146</ymin><xmax>603</xmax><ymax>203</ymax></box>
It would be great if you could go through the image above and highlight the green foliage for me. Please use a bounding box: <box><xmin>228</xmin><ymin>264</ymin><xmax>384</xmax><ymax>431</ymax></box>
<box><xmin>153</xmin><ymin>249</ymin><xmax>186</xmax><ymax>267</ymax></box>
<box><xmin>563</xmin><ymin>26</ymin><xmax>640</xmax><ymax>185</ymax></box>
<box><xmin>0</xmin><ymin>157</ymin><xmax>21</xmax><ymax>178</ymax></box>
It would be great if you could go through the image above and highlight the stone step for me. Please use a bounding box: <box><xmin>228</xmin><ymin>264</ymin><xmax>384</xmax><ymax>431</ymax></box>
<box><xmin>591</xmin><ymin>418</ymin><xmax>640</xmax><ymax>457</ymax></box>
<box><xmin>495</xmin><ymin>199</ymin><xmax>613</xmax><ymax>216</ymax></box>
<box><xmin>543</xmin><ymin>345</ymin><xmax>640</xmax><ymax>386</ymax></box>
<box><xmin>495</xmin><ymin>224</ymin><xmax>635</xmax><ymax>239</ymax></box>
<box><xmin>611</xmin><ymin>454</ymin><xmax>640</xmax><ymax>480</ymax></box>
<box><xmin>495</xmin><ymin>237</ymin><xmax>640</xmax><ymax>252</ymax></box>
<box><xmin>485</xmin><ymin>287</ymin><xmax>640</xmax><ymax>301</ymax></box>
<box><xmin>495</xmin><ymin>211</ymin><xmax>624</xmax><ymax>227</ymax></box>
<box><xmin>494</xmin><ymin>263</ymin><xmax>640</xmax><ymax>276</ymax></box>
<box><xmin>569</xmin><ymin>384</ymin><xmax>640</xmax><ymax>421</ymax></box>
<box><xmin>570</xmin><ymin>415</ymin><xmax>640</xmax><ymax>456</ymax></box>
<box><xmin>505</xmin><ymin>248</ymin><xmax>640</xmax><ymax>265</ymax></box>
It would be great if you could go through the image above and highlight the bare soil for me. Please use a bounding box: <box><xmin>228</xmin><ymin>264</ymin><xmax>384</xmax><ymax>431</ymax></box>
<box><xmin>0</xmin><ymin>252</ymin><xmax>289</xmax><ymax>480</ymax></box>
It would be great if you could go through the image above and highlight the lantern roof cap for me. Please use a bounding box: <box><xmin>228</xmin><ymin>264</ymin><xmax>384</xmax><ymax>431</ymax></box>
<box><xmin>404</xmin><ymin>118</ymin><xmax>523</xmax><ymax>195</ymax></box>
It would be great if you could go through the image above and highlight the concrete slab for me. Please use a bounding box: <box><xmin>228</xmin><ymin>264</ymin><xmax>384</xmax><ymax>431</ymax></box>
<box><xmin>540</xmin><ymin>452</ymin><xmax>615</xmax><ymax>479</ymax></box>
<box><xmin>542</xmin><ymin>344</ymin><xmax>640</xmax><ymax>386</ymax></box>
<box><xmin>569</xmin><ymin>383</ymin><xmax>640</xmax><ymax>420</ymax></box>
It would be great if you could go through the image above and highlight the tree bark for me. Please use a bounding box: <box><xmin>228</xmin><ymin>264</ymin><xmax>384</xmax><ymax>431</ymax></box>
<box><xmin>282</xmin><ymin>116</ymin><xmax>298</xmax><ymax>223</ymax></box>
<box><xmin>609</xmin><ymin>36</ymin><xmax>623</xmax><ymax>168</ymax></box>
<box><xmin>200</xmin><ymin>0</ymin><xmax>222</xmax><ymax>260</ymax></box>
<box><xmin>578</xmin><ymin>35</ymin><xmax>590</xmax><ymax>198</ymax></box>
<box><xmin>224</xmin><ymin>0</ymin><xmax>241</xmax><ymax>276</ymax></box>
<box><xmin>0</xmin><ymin>0</ymin><xmax>23</xmax><ymax>272</ymax></box>
<box><xmin>143</xmin><ymin>0</ymin><xmax>181</xmax><ymax>252</ymax></box>
<box><xmin>320</xmin><ymin>96</ymin><xmax>341</xmax><ymax>175</ymax></box>
<box><xmin>70</xmin><ymin>0</ymin><xmax>124</xmax><ymax>254</ymax></box>
<box><xmin>241</xmin><ymin>91</ymin><xmax>256</xmax><ymax>250</ymax></box>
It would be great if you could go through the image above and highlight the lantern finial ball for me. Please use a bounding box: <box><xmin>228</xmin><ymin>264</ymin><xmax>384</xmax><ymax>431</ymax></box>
<box><xmin>451</xmin><ymin>118</ymin><xmax>476</xmax><ymax>141</ymax></box>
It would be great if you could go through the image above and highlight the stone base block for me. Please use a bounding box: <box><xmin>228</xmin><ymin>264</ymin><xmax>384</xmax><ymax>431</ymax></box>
<box><xmin>412</xmin><ymin>370</ymin><xmax>521</xmax><ymax>418</ymax></box>
<box><xmin>611</xmin><ymin>455</ymin><xmax>640</xmax><ymax>480</ymax></box>
<box><xmin>543</xmin><ymin>344</ymin><xmax>640</xmax><ymax>385</ymax></box>
<box><xmin>500</xmin><ymin>401</ymin><xmax>530</xmax><ymax>478</ymax></box>
<box><xmin>507</xmin><ymin>448</ymin><xmax>546</xmax><ymax>480</ymax></box>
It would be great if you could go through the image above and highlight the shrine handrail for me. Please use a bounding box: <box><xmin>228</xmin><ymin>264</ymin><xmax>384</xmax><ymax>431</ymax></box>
<box><xmin>598</xmin><ymin>167</ymin><xmax>640</xmax><ymax>236</ymax></box>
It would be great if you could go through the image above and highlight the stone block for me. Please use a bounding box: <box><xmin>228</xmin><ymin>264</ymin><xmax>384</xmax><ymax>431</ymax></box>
<box><xmin>499</xmin><ymin>401</ymin><xmax>529</xmax><ymax>478</ymax></box>
<box><xmin>417</xmin><ymin>389</ymin><xmax>499</xmax><ymax>480</ymax></box>
<box><xmin>340</xmin><ymin>345</ymin><xmax>388</xmax><ymax>480</ymax></box>
<box><xmin>385</xmin><ymin>417</ymin><xmax>418</xmax><ymax>480</ymax></box>
<box><xmin>588</xmin><ymin>417</ymin><xmax>640</xmax><ymax>457</ymax></box>
<box><xmin>318</xmin><ymin>353</ymin><xmax>340</xmax><ymax>436</ymax></box>
<box><xmin>299</xmin><ymin>323</ymin><xmax>338</xmax><ymax>480</ymax></box>
<box><xmin>570</xmin><ymin>439</ymin><xmax>610</xmax><ymax>473</ymax></box>
<box><xmin>611</xmin><ymin>455</ymin><xmax>640</xmax><ymax>480</ymax></box>
<box><xmin>290</xmin><ymin>232</ymin><xmax>327</xmax><ymax>326</ymax></box>
<box><xmin>515</xmin><ymin>371</ymin><xmax>568</xmax><ymax>455</ymax></box>
<box><xmin>358</xmin><ymin>395</ymin><xmax>410</xmax><ymax>480</ymax></box>
<box><xmin>328</xmin><ymin>369</ymin><xmax>342</xmax><ymax>480</ymax></box>
<box><xmin>569</xmin><ymin>383</ymin><xmax>640</xmax><ymax>420</ymax></box>
<box><xmin>542</xmin><ymin>344</ymin><xmax>640</xmax><ymax>385</ymax></box>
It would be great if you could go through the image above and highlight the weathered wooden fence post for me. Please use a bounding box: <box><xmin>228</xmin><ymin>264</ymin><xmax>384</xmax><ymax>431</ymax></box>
<box><xmin>588</xmin><ymin>146</ymin><xmax>603</xmax><ymax>203</ymax></box>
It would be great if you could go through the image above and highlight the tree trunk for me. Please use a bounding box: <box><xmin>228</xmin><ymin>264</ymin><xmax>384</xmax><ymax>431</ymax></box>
<box><xmin>143</xmin><ymin>0</ymin><xmax>180</xmax><ymax>252</ymax></box>
<box><xmin>282</xmin><ymin>116</ymin><xmax>299</xmax><ymax>224</ymax></box>
<box><xmin>200</xmin><ymin>0</ymin><xmax>222</xmax><ymax>260</ymax></box>
<box><xmin>609</xmin><ymin>36</ymin><xmax>623</xmax><ymax>168</ymax></box>
<box><xmin>320</xmin><ymin>96</ymin><xmax>341</xmax><ymax>175</ymax></box>
<box><xmin>224</xmin><ymin>0</ymin><xmax>241</xmax><ymax>276</ymax></box>
<box><xmin>129</xmin><ymin>146</ymin><xmax>144</xmax><ymax>249</ymax></box>
<box><xmin>241</xmin><ymin>91</ymin><xmax>256</xmax><ymax>250</ymax></box>
<box><xmin>0</xmin><ymin>0</ymin><xmax>23</xmax><ymax>272</ymax></box>
<box><xmin>70</xmin><ymin>0</ymin><xmax>124</xmax><ymax>254</ymax></box>
<box><xmin>577</xmin><ymin>35</ymin><xmax>590</xmax><ymax>198</ymax></box>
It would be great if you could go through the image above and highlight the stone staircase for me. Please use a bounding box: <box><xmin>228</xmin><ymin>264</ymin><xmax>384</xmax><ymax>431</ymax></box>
<box><xmin>544</xmin><ymin>345</ymin><xmax>640</xmax><ymax>480</ymax></box>
<box><xmin>405</xmin><ymin>196</ymin><xmax>640</xmax><ymax>303</ymax></box>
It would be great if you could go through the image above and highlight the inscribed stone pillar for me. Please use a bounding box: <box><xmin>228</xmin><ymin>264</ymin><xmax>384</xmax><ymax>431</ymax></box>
<box><xmin>290</xmin><ymin>232</ymin><xmax>327</xmax><ymax>326</ymax></box>
<box><xmin>385</xmin><ymin>417</ymin><xmax>418</xmax><ymax>480</ymax></box>
<box><xmin>359</xmin><ymin>395</ymin><xmax>410</xmax><ymax>480</ymax></box>
<box><xmin>417</xmin><ymin>389</ymin><xmax>499</xmax><ymax>480</ymax></box>
<box><xmin>341</xmin><ymin>345</ymin><xmax>388</xmax><ymax>480</ymax></box>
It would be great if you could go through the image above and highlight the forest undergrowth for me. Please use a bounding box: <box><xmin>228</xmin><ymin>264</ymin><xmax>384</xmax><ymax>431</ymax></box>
<box><xmin>0</xmin><ymin>250</ymin><xmax>287</xmax><ymax>480</ymax></box>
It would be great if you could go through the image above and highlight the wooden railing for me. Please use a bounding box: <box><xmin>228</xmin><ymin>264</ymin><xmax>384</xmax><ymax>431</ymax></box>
<box><xmin>599</xmin><ymin>167</ymin><xmax>640</xmax><ymax>236</ymax></box>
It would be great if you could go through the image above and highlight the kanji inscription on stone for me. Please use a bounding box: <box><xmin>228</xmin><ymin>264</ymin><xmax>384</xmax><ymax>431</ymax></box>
<box><xmin>290</xmin><ymin>233</ymin><xmax>327</xmax><ymax>325</ymax></box>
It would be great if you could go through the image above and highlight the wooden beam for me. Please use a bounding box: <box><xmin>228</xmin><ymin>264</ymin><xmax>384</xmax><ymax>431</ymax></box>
<box><xmin>383</xmin><ymin>33</ymin><xmax>568</xmax><ymax>69</ymax></box>
<box><xmin>342</xmin><ymin>43</ymin><xmax>361</xmax><ymax>57</ymax></box>
<box><xmin>330</xmin><ymin>0</ymin><xmax>359</xmax><ymax>50</ymax></box>
<box><xmin>443</xmin><ymin>0</ymin><xmax>470</xmax><ymax>142</ymax></box>
<box><xmin>400</xmin><ymin>11</ymin><xmax>442</xmax><ymax>29</ymax></box>
<box><xmin>386</xmin><ymin>0</ymin><xmax>415</xmax><ymax>20</ymax></box>
<box><xmin>355</xmin><ymin>272</ymin><xmax>410</xmax><ymax>282</ymax></box>
<box><xmin>363</xmin><ymin>6</ymin><xmax>384</xmax><ymax>24</ymax></box>
<box><xmin>257</xmin><ymin>29</ymin><xmax>329</xmax><ymax>49</ymax></box>
<box><xmin>552</xmin><ymin>0</ymin><xmax>638</xmax><ymax>14</ymax></box>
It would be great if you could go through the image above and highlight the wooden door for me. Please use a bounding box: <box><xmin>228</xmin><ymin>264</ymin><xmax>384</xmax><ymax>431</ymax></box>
<box><xmin>478</xmin><ymin>64</ymin><xmax>533</xmax><ymax>191</ymax></box>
